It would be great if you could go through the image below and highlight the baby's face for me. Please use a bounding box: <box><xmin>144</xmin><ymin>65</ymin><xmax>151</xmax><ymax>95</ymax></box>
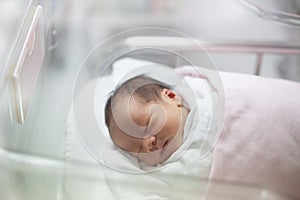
<box><xmin>110</xmin><ymin>89</ymin><xmax>189</xmax><ymax>165</ymax></box>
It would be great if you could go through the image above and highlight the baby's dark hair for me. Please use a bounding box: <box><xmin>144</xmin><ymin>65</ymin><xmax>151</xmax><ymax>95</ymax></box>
<box><xmin>104</xmin><ymin>75</ymin><xmax>171</xmax><ymax>130</ymax></box>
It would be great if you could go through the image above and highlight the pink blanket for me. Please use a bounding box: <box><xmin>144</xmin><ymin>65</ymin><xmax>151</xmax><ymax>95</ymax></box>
<box><xmin>177</xmin><ymin>67</ymin><xmax>300</xmax><ymax>199</ymax></box>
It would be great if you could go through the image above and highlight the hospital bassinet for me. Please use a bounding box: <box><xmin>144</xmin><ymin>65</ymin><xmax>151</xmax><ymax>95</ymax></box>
<box><xmin>0</xmin><ymin>0</ymin><xmax>300</xmax><ymax>199</ymax></box>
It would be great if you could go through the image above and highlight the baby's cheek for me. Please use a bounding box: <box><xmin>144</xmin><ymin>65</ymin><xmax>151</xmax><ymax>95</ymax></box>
<box><xmin>169</xmin><ymin>116</ymin><xmax>181</xmax><ymax>133</ymax></box>
<box><xmin>162</xmin><ymin>124</ymin><xmax>179</xmax><ymax>140</ymax></box>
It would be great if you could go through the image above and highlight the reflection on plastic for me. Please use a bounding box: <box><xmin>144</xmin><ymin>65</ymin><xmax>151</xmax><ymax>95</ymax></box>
<box><xmin>10</xmin><ymin>5</ymin><xmax>44</xmax><ymax>124</ymax></box>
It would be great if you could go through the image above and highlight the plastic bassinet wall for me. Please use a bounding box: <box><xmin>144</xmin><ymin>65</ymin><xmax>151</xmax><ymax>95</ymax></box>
<box><xmin>0</xmin><ymin>0</ymin><xmax>300</xmax><ymax>199</ymax></box>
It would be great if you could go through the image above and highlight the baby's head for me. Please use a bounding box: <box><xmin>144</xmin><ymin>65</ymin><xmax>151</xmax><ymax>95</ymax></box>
<box><xmin>104</xmin><ymin>75</ymin><xmax>189</xmax><ymax>165</ymax></box>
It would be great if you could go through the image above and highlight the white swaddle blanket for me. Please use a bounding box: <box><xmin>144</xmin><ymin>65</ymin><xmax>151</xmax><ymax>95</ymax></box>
<box><xmin>63</xmin><ymin>59</ymin><xmax>217</xmax><ymax>199</ymax></box>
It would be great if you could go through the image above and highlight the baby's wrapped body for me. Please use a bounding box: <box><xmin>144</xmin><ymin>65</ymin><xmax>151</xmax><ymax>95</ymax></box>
<box><xmin>65</xmin><ymin>67</ymin><xmax>300</xmax><ymax>199</ymax></box>
<box><xmin>178</xmin><ymin>67</ymin><xmax>300</xmax><ymax>199</ymax></box>
<box><xmin>211</xmin><ymin>72</ymin><xmax>300</xmax><ymax>200</ymax></box>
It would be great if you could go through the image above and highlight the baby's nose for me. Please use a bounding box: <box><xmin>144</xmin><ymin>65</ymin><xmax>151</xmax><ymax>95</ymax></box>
<box><xmin>144</xmin><ymin>136</ymin><xmax>157</xmax><ymax>152</ymax></box>
<box><xmin>155</xmin><ymin>138</ymin><xmax>165</xmax><ymax>149</ymax></box>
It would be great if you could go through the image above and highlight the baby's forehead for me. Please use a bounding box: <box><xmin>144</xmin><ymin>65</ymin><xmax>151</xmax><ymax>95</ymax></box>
<box><xmin>111</xmin><ymin>94</ymin><xmax>145</xmax><ymax>116</ymax></box>
<box><xmin>110</xmin><ymin>98</ymin><xmax>151</xmax><ymax>130</ymax></box>
<box><xmin>113</xmin><ymin>92</ymin><xmax>144</xmax><ymax>106</ymax></box>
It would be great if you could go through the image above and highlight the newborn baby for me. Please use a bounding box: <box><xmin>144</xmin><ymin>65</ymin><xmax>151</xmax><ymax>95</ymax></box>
<box><xmin>104</xmin><ymin>75</ymin><xmax>191</xmax><ymax>165</ymax></box>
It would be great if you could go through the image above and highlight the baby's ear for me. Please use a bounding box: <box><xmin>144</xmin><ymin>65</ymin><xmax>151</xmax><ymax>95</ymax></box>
<box><xmin>161</xmin><ymin>89</ymin><xmax>182</xmax><ymax>106</ymax></box>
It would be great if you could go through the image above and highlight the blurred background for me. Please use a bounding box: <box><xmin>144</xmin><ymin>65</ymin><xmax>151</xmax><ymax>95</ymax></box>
<box><xmin>0</xmin><ymin>0</ymin><xmax>299</xmax><ymax>199</ymax></box>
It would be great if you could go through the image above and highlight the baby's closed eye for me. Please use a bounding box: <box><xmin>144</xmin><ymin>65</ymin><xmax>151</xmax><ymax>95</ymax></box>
<box><xmin>146</xmin><ymin>108</ymin><xmax>166</xmax><ymax>136</ymax></box>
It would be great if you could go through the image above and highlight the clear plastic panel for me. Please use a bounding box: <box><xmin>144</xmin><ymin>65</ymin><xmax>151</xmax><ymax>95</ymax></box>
<box><xmin>0</xmin><ymin>149</ymin><xmax>289</xmax><ymax>200</ymax></box>
<box><xmin>238</xmin><ymin>0</ymin><xmax>300</xmax><ymax>26</ymax></box>
<box><xmin>0</xmin><ymin>1</ymin><xmax>299</xmax><ymax>200</ymax></box>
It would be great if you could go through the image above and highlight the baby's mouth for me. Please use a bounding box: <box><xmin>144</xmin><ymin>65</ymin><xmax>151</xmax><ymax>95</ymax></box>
<box><xmin>163</xmin><ymin>140</ymin><xmax>169</xmax><ymax>148</ymax></box>
<box><xmin>160</xmin><ymin>139</ymin><xmax>170</xmax><ymax>156</ymax></box>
